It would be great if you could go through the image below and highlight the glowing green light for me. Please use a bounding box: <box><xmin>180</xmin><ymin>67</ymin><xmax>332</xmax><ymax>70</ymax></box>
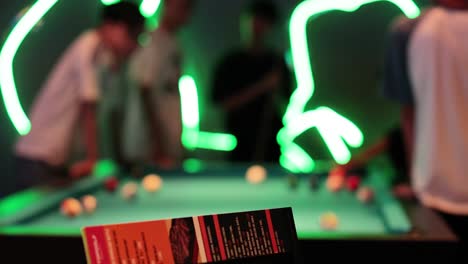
<box><xmin>183</xmin><ymin>158</ymin><xmax>204</xmax><ymax>173</ymax></box>
<box><xmin>0</xmin><ymin>190</ymin><xmax>43</xmax><ymax>217</ymax></box>
<box><xmin>196</xmin><ymin>132</ymin><xmax>237</xmax><ymax>151</ymax></box>
<box><xmin>102</xmin><ymin>0</ymin><xmax>161</xmax><ymax>18</ymax></box>
<box><xmin>280</xmin><ymin>143</ymin><xmax>315</xmax><ymax>173</ymax></box>
<box><xmin>280</xmin><ymin>0</ymin><xmax>420</xmax><ymax>170</ymax></box>
<box><xmin>179</xmin><ymin>76</ymin><xmax>200</xmax><ymax>130</ymax></box>
<box><xmin>279</xmin><ymin>155</ymin><xmax>301</xmax><ymax>174</ymax></box>
<box><xmin>278</xmin><ymin>107</ymin><xmax>364</xmax><ymax>165</ymax></box>
<box><xmin>179</xmin><ymin>75</ymin><xmax>237</xmax><ymax>152</ymax></box>
<box><xmin>179</xmin><ymin>75</ymin><xmax>200</xmax><ymax>150</ymax></box>
<box><xmin>285</xmin><ymin>0</ymin><xmax>420</xmax><ymax>123</ymax></box>
<box><xmin>92</xmin><ymin>159</ymin><xmax>118</xmax><ymax>178</ymax></box>
<box><xmin>140</xmin><ymin>0</ymin><xmax>161</xmax><ymax>18</ymax></box>
<box><xmin>101</xmin><ymin>0</ymin><xmax>119</xmax><ymax>5</ymax></box>
<box><xmin>0</xmin><ymin>0</ymin><xmax>58</xmax><ymax>135</ymax></box>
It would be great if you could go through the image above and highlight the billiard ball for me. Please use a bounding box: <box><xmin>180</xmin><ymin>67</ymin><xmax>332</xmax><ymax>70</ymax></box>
<box><xmin>104</xmin><ymin>177</ymin><xmax>119</xmax><ymax>192</ymax></box>
<box><xmin>319</xmin><ymin>212</ymin><xmax>339</xmax><ymax>230</ymax></box>
<box><xmin>121</xmin><ymin>182</ymin><xmax>138</xmax><ymax>200</ymax></box>
<box><xmin>357</xmin><ymin>186</ymin><xmax>374</xmax><ymax>203</ymax></box>
<box><xmin>326</xmin><ymin>174</ymin><xmax>345</xmax><ymax>192</ymax></box>
<box><xmin>245</xmin><ymin>165</ymin><xmax>267</xmax><ymax>184</ymax></box>
<box><xmin>81</xmin><ymin>195</ymin><xmax>97</xmax><ymax>214</ymax></box>
<box><xmin>287</xmin><ymin>174</ymin><xmax>299</xmax><ymax>189</ymax></box>
<box><xmin>142</xmin><ymin>174</ymin><xmax>163</xmax><ymax>193</ymax></box>
<box><xmin>346</xmin><ymin>175</ymin><xmax>361</xmax><ymax>192</ymax></box>
<box><xmin>60</xmin><ymin>198</ymin><xmax>82</xmax><ymax>218</ymax></box>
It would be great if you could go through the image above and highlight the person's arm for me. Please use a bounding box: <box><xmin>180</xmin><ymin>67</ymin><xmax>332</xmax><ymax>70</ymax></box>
<box><xmin>69</xmin><ymin>103</ymin><xmax>98</xmax><ymax>178</ymax></box>
<box><xmin>212</xmin><ymin>54</ymin><xmax>281</xmax><ymax>112</ymax></box>
<box><xmin>332</xmin><ymin>136</ymin><xmax>389</xmax><ymax>173</ymax></box>
<box><xmin>221</xmin><ymin>68</ymin><xmax>281</xmax><ymax>112</ymax></box>
<box><xmin>69</xmin><ymin>37</ymin><xmax>102</xmax><ymax>178</ymax></box>
<box><xmin>401</xmin><ymin>105</ymin><xmax>414</xmax><ymax>171</ymax></box>
<box><xmin>276</xmin><ymin>57</ymin><xmax>294</xmax><ymax>115</ymax></box>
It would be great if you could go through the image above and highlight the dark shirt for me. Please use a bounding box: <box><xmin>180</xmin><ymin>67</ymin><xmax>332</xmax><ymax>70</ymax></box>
<box><xmin>382</xmin><ymin>16</ymin><xmax>422</xmax><ymax>105</ymax></box>
<box><xmin>212</xmin><ymin>49</ymin><xmax>292</xmax><ymax>162</ymax></box>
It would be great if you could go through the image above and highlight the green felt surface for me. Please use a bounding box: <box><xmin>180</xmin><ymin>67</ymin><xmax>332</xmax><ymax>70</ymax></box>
<box><xmin>0</xmin><ymin>166</ymin><xmax>411</xmax><ymax>239</ymax></box>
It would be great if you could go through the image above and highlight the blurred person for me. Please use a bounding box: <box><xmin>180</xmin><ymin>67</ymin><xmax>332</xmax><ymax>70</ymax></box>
<box><xmin>212</xmin><ymin>0</ymin><xmax>292</xmax><ymax>163</ymax></box>
<box><xmin>124</xmin><ymin>0</ymin><xmax>195</xmax><ymax>169</ymax></box>
<box><xmin>13</xmin><ymin>2</ymin><xmax>144</xmax><ymax>191</ymax></box>
<box><xmin>385</xmin><ymin>0</ymin><xmax>468</xmax><ymax>243</ymax></box>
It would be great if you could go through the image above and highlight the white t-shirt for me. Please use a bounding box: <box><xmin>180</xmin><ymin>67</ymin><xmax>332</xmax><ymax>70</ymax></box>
<box><xmin>409</xmin><ymin>7</ymin><xmax>468</xmax><ymax>215</ymax></box>
<box><xmin>15</xmin><ymin>30</ymin><xmax>115</xmax><ymax>166</ymax></box>
<box><xmin>123</xmin><ymin>28</ymin><xmax>183</xmax><ymax>162</ymax></box>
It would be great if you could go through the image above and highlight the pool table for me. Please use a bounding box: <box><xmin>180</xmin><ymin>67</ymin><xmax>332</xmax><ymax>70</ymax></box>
<box><xmin>0</xmin><ymin>162</ymin><xmax>459</xmax><ymax>262</ymax></box>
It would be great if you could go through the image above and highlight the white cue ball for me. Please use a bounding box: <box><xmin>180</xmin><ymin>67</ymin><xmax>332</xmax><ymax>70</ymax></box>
<box><xmin>142</xmin><ymin>174</ymin><xmax>163</xmax><ymax>193</ymax></box>
<box><xmin>60</xmin><ymin>198</ymin><xmax>82</xmax><ymax>218</ymax></box>
<box><xmin>245</xmin><ymin>165</ymin><xmax>267</xmax><ymax>184</ymax></box>
<box><xmin>81</xmin><ymin>195</ymin><xmax>97</xmax><ymax>214</ymax></box>
<box><xmin>121</xmin><ymin>182</ymin><xmax>138</xmax><ymax>200</ymax></box>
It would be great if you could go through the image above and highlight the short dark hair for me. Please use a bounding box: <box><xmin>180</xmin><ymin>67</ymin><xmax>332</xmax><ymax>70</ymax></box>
<box><xmin>101</xmin><ymin>2</ymin><xmax>145</xmax><ymax>33</ymax></box>
<box><xmin>245</xmin><ymin>0</ymin><xmax>278</xmax><ymax>24</ymax></box>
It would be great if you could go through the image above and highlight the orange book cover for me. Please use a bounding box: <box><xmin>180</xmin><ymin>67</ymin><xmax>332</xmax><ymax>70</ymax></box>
<box><xmin>82</xmin><ymin>207</ymin><xmax>297</xmax><ymax>264</ymax></box>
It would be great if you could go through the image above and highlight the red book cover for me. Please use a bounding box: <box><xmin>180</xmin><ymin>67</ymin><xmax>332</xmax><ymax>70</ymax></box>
<box><xmin>82</xmin><ymin>207</ymin><xmax>297</xmax><ymax>264</ymax></box>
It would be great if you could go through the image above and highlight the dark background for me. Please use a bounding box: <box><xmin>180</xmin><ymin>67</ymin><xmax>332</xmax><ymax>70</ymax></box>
<box><xmin>0</xmin><ymin>0</ymin><xmax>431</xmax><ymax>197</ymax></box>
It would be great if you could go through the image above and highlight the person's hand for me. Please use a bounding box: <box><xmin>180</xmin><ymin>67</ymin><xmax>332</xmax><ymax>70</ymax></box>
<box><xmin>259</xmin><ymin>69</ymin><xmax>281</xmax><ymax>92</ymax></box>
<box><xmin>392</xmin><ymin>183</ymin><xmax>415</xmax><ymax>200</ymax></box>
<box><xmin>330</xmin><ymin>156</ymin><xmax>365</xmax><ymax>176</ymax></box>
<box><xmin>69</xmin><ymin>159</ymin><xmax>96</xmax><ymax>179</ymax></box>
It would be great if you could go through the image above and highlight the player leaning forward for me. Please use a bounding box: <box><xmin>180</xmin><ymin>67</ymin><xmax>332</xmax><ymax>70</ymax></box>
<box><xmin>123</xmin><ymin>0</ymin><xmax>195</xmax><ymax>168</ymax></box>
<box><xmin>13</xmin><ymin>3</ymin><xmax>145</xmax><ymax>191</ymax></box>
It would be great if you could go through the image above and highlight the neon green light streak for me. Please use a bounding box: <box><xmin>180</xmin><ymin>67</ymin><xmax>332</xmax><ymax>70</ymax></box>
<box><xmin>196</xmin><ymin>132</ymin><xmax>237</xmax><ymax>151</ymax></box>
<box><xmin>179</xmin><ymin>76</ymin><xmax>200</xmax><ymax>130</ymax></box>
<box><xmin>140</xmin><ymin>0</ymin><xmax>161</xmax><ymax>18</ymax></box>
<box><xmin>179</xmin><ymin>75</ymin><xmax>200</xmax><ymax>150</ymax></box>
<box><xmin>92</xmin><ymin>159</ymin><xmax>118</xmax><ymax>178</ymax></box>
<box><xmin>285</xmin><ymin>0</ymin><xmax>419</xmax><ymax>124</ymax></box>
<box><xmin>0</xmin><ymin>0</ymin><xmax>58</xmax><ymax>135</ymax></box>
<box><xmin>179</xmin><ymin>75</ymin><xmax>237</xmax><ymax>151</ymax></box>
<box><xmin>279</xmin><ymin>155</ymin><xmax>301</xmax><ymax>174</ymax></box>
<box><xmin>280</xmin><ymin>0</ymin><xmax>420</xmax><ymax>171</ymax></box>
<box><xmin>278</xmin><ymin>107</ymin><xmax>363</xmax><ymax>164</ymax></box>
<box><xmin>280</xmin><ymin>143</ymin><xmax>315</xmax><ymax>173</ymax></box>
<box><xmin>101</xmin><ymin>0</ymin><xmax>119</xmax><ymax>5</ymax></box>
<box><xmin>183</xmin><ymin>158</ymin><xmax>204</xmax><ymax>173</ymax></box>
